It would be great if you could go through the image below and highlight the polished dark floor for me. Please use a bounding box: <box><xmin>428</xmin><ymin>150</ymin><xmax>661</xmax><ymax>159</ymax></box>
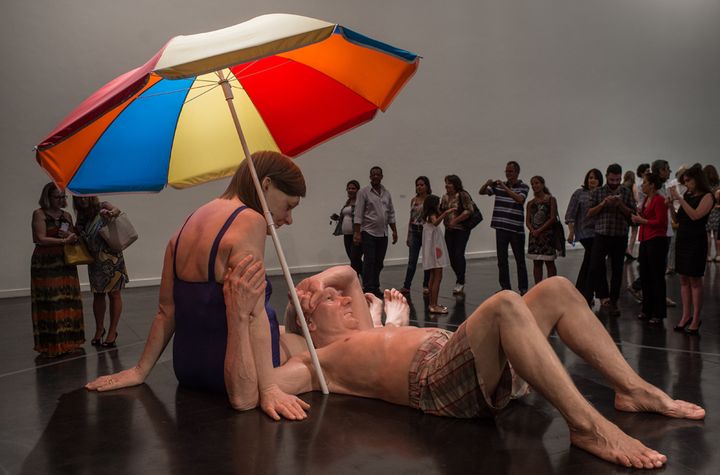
<box><xmin>1</xmin><ymin>251</ymin><xmax>718</xmax><ymax>474</ymax></box>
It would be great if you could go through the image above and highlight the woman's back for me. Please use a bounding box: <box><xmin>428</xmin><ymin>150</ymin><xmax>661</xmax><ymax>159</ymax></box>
<box><xmin>173</xmin><ymin>198</ymin><xmax>266</xmax><ymax>283</ymax></box>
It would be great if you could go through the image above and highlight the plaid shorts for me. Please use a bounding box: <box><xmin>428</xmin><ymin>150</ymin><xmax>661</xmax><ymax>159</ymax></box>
<box><xmin>407</xmin><ymin>323</ymin><xmax>514</xmax><ymax>418</ymax></box>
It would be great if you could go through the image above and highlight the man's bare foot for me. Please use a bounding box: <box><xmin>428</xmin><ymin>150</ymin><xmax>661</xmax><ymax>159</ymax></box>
<box><xmin>364</xmin><ymin>293</ymin><xmax>383</xmax><ymax>327</ymax></box>
<box><xmin>615</xmin><ymin>384</ymin><xmax>705</xmax><ymax>420</ymax></box>
<box><xmin>570</xmin><ymin>419</ymin><xmax>666</xmax><ymax>469</ymax></box>
<box><xmin>383</xmin><ymin>289</ymin><xmax>410</xmax><ymax>327</ymax></box>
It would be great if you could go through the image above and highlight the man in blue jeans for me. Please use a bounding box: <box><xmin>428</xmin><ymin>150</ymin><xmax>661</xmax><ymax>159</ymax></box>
<box><xmin>353</xmin><ymin>166</ymin><xmax>398</xmax><ymax>297</ymax></box>
<box><xmin>479</xmin><ymin>161</ymin><xmax>530</xmax><ymax>294</ymax></box>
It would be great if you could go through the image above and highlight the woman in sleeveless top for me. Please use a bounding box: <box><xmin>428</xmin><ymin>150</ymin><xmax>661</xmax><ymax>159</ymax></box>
<box><xmin>30</xmin><ymin>183</ymin><xmax>84</xmax><ymax>357</ymax></box>
<box><xmin>86</xmin><ymin>151</ymin><xmax>310</xmax><ymax>420</ymax></box>
<box><xmin>669</xmin><ymin>164</ymin><xmax>715</xmax><ymax>335</ymax></box>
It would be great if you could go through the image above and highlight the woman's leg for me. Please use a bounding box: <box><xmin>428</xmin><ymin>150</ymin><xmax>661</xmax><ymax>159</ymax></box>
<box><xmin>92</xmin><ymin>292</ymin><xmax>106</xmax><ymax>340</ymax></box>
<box><xmin>454</xmin><ymin>229</ymin><xmax>470</xmax><ymax>286</ymax></box>
<box><xmin>546</xmin><ymin>260</ymin><xmax>557</xmax><ymax>278</ymax></box>
<box><xmin>677</xmin><ymin>275</ymin><xmax>692</xmax><ymax>326</ymax></box>
<box><xmin>533</xmin><ymin>260</ymin><xmax>543</xmax><ymax>285</ymax></box>
<box><xmin>106</xmin><ymin>290</ymin><xmax>122</xmax><ymax>342</ymax></box>
<box><xmin>688</xmin><ymin>277</ymin><xmax>704</xmax><ymax>330</ymax></box>
<box><xmin>428</xmin><ymin>268</ymin><xmax>441</xmax><ymax>308</ymax></box>
<box><xmin>577</xmin><ymin>239</ymin><xmax>593</xmax><ymax>303</ymax></box>
<box><xmin>402</xmin><ymin>229</ymin><xmax>422</xmax><ymax>289</ymax></box>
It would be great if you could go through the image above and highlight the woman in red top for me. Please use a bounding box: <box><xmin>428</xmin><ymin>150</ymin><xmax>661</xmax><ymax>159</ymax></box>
<box><xmin>631</xmin><ymin>173</ymin><xmax>668</xmax><ymax>324</ymax></box>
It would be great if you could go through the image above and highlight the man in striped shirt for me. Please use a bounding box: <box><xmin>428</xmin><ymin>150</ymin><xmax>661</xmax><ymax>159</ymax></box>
<box><xmin>479</xmin><ymin>161</ymin><xmax>530</xmax><ymax>294</ymax></box>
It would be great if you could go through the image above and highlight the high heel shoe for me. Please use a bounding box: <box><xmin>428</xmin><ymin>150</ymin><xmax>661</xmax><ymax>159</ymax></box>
<box><xmin>102</xmin><ymin>332</ymin><xmax>118</xmax><ymax>348</ymax></box>
<box><xmin>91</xmin><ymin>329</ymin><xmax>106</xmax><ymax>346</ymax></box>
<box><xmin>673</xmin><ymin>321</ymin><xmax>690</xmax><ymax>332</ymax></box>
<box><xmin>685</xmin><ymin>321</ymin><xmax>702</xmax><ymax>336</ymax></box>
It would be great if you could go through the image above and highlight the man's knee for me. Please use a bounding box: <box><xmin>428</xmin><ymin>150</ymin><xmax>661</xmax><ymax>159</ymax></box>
<box><xmin>531</xmin><ymin>276</ymin><xmax>582</xmax><ymax>301</ymax></box>
<box><xmin>490</xmin><ymin>290</ymin><xmax>529</xmax><ymax>321</ymax></box>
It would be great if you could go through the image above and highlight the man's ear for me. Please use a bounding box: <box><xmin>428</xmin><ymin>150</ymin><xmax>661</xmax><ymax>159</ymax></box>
<box><xmin>298</xmin><ymin>316</ymin><xmax>316</xmax><ymax>332</ymax></box>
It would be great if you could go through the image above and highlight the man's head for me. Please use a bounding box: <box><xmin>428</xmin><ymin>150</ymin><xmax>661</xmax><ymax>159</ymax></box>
<box><xmin>369</xmin><ymin>166</ymin><xmax>383</xmax><ymax>187</ymax></box>
<box><xmin>285</xmin><ymin>287</ymin><xmax>359</xmax><ymax>348</ymax></box>
<box><xmin>651</xmin><ymin>159</ymin><xmax>670</xmax><ymax>183</ymax></box>
<box><xmin>606</xmin><ymin>163</ymin><xmax>623</xmax><ymax>190</ymax></box>
<box><xmin>505</xmin><ymin>161</ymin><xmax>520</xmax><ymax>183</ymax></box>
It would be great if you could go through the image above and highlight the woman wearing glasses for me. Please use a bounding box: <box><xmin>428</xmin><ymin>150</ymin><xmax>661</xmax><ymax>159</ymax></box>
<box><xmin>30</xmin><ymin>183</ymin><xmax>85</xmax><ymax>357</ymax></box>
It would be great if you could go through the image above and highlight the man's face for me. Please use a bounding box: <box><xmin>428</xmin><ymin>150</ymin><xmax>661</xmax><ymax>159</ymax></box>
<box><xmin>505</xmin><ymin>164</ymin><xmax>519</xmax><ymax>182</ymax></box>
<box><xmin>305</xmin><ymin>288</ymin><xmax>357</xmax><ymax>342</ymax></box>
<box><xmin>606</xmin><ymin>173</ymin><xmax>622</xmax><ymax>190</ymax></box>
<box><xmin>659</xmin><ymin>165</ymin><xmax>670</xmax><ymax>180</ymax></box>
<box><xmin>370</xmin><ymin>168</ymin><xmax>383</xmax><ymax>187</ymax></box>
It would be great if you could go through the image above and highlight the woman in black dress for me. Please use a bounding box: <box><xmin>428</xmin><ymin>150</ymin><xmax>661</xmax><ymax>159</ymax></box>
<box><xmin>669</xmin><ymin>164</ymin><xmax>715</xmax><ymax>335</ymax></box>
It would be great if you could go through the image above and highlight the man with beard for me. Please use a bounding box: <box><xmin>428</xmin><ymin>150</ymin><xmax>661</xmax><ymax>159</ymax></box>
<box><xmin>587</xmin><ymin>163</ymin><xmax>637</xmax><ymax>316</ymax></box>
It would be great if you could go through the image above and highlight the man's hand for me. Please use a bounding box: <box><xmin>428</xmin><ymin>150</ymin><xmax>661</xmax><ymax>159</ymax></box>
<box><xmin>86</xmin><ymin>366</ymin><xmax>145</xmax><ymax>392</ymax></box>
<box><xmin>353</xmin><ymin>231</ymin><xmax>362</xmax><ymax>246</ymax></box>
<box><xmin>223</xmin><ymin>255</ymin><xmax>266</xmax><ymax>323</ymax></box>
<box><xmin>567</xmin><ymin>231</ymin><xmax>575</xmax><ymax>244</ymax></box>
<box><xmin>391</xmin><ymin>230</ymin><xmax>398</xmax><ymax>244</ymax></box>
<box><xmin>259</xmin><ymin>384</ymin><xmax>311</xmax><ymax>421</ymax></box>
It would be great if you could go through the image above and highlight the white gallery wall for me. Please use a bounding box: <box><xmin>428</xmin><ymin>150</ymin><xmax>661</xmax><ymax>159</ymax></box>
<box><xmin>1</xmin><ymin>0</ymin><xmax>719</xmax><ymax>296</ymax></box>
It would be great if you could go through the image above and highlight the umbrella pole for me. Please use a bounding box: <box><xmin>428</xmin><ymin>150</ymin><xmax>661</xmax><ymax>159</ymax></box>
<box><xmin>219</xmin><ymin>76</ymin><xmax>330</xmax><ymax>395</ymax></box>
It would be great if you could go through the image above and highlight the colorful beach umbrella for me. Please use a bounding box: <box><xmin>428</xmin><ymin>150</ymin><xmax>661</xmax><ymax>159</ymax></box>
<box><xmin>35</xmin><ymin>13</ymin><xmax>419</xmax><ymax>194</ymax></box>
<box><xmin>35</xmin><ymin>13</ymin><xmax>420</xmax><ymax>395</ymax></box>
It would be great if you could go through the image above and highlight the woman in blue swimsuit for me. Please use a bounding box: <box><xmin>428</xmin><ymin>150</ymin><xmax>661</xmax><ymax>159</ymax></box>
<box><xmin>86</xmin><ymin>151</ymin><xmax>310</xmax><ymax>420</ymax></box>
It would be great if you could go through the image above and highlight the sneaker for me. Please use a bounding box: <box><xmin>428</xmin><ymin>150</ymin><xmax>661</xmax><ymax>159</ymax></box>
<box><xmin>665</xmin><ymin>267</ymin><xmax>676</xmax><ymax>275</ymax></box>
<box><xmin>627</xmin><ymin>287</ymin><xmax>643</xmax><ymax>303</ymax></box>
<box><xmin>665</xmin><ymin>297</ymin><xmax>677</xmax><ymax>307</ymax></box>
<box><xmin>452</xmin><ymin>284</ymin><xmax>465</xmax><ymax>294</ymax></box>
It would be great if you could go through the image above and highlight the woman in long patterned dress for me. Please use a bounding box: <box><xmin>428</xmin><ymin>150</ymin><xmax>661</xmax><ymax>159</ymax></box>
<box><xmin>73</xmin><ymin>196</ymin><xmax>129</xmax><ymax>348</ymax></box>
<box><xmin>30</xmin><ymin>183</ymin><xmax>84</xmax><ymax>357</ymax></box>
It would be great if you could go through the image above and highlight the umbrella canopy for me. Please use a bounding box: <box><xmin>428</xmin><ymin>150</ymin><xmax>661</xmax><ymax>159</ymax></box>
<box><xmin>36</xmin><ymin>13</ymin><xmax>419</xmax><ymax>194</ymax></box>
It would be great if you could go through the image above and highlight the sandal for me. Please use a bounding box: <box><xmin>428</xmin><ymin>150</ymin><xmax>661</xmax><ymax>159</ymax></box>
<box><xmin>429</xmin><ymin>305</ymin><xmax>448</xmax><ymax>314</ymax></box>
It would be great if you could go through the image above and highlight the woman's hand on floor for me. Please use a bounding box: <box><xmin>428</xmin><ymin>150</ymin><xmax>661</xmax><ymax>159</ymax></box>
<box><xmin>85</xmin><ymin>366</ymin><xmax>145</xmax><ymax>392</ymax></box>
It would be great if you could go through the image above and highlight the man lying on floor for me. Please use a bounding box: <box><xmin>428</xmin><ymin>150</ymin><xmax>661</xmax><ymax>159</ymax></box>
<box><xmin>223</xmin><ymin>262</ymin><xmax>704</xmax><ymax>470</ymax></box>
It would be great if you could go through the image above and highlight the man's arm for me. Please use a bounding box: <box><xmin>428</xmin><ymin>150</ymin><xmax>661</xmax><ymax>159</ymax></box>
<box><xmin>297</xmin><ymin>265</ymin><xmax>373</xmax><ymax>329</ymax></box>
<box><xmin>387</xmin><ymin>192</ymin><xmax>398</xmax><ymax>244</ymax></box>
<box><xmin>586</xmin><ymin>189</ymin><xmax>606</xmax><ymax>218</ymax></box>
<box><xmin>498</xmin><ymin>181</ymin><xmax>526</xmax><ymax>204</ymax></box>
<box><xmin>478</xmin><ymin>179</ymin><xmax>495</xmax><ymax>196</ymax></box>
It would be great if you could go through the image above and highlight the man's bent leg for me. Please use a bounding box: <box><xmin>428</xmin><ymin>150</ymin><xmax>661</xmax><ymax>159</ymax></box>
<box><xmin>523</xmin><ymin>276</ymin><xmax>704</xmax><ymax>420</ymax></box>
<box><xmin>464</xmin><ymin>291</ymin><xmax>667</xmax><ymax>469</ymax></box>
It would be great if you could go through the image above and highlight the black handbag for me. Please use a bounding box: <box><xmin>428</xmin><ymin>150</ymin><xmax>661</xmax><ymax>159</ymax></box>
<box><xmin>458</xmin><ymin>191</ymin><xmax>483</xmax><ymax>231</ymax></box>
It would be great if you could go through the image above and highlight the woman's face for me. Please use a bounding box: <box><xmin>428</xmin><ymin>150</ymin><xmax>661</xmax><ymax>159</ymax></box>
<box><xmin>587</xmin><ymin>173</ymin><xmax>600</xmax><ymax>190</ymax></box>
<box><xmin>641</xmin><ymin>177</ymin><xmax>652</xmax><ymax>196</ymax></box>
<box><xmin>74</xmin><ymin>197</ymin><xmax>90</xmax><ymax>209</ymax></box>
<box><xmin>346</xmin><ymin>183</ymin><xmax>358</xmax><ymax>199</ymax></box>
<box><xmin>531</xmin><ymin>178</ymin><xmax>543</xmax><ymax>193</ymax></box>
<box><xmin>684</xmin><ymin>176</ymin><xmax>696</xmax><ymax>193</ymax></box>
<box><xmin>49</xmin><ymin>188</ymin><xmax>67</xmax><ymax>209</ymax></box>
<box><xmin>265</xmin><ymin>182</ymin><xmax>301</xmax><ymax>228</ymax></box>
<box><xmin>415</xmin><ymin>180</ymin><xmax>427</xmax><ymax>196</ymax></box>
<box><xmin>445</xmin><ymin>180</ymin><xmax>456</xmax><ymax>195</ymax></box>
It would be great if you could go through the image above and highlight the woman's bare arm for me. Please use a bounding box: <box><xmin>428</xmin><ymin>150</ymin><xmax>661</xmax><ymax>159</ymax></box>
<box><xmin>86</xmin><ymin>241</ymin><xmax>177</xmax><ymax>391</ymax></box>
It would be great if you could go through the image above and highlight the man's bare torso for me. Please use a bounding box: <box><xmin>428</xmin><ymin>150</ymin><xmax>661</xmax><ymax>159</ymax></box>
<box><xmin>297</xmin><ymin>326</ymin><xmax>442</xmax><ymax>405</ymax></box>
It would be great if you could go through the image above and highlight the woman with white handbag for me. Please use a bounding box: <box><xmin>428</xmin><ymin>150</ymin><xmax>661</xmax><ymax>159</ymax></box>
<box><xmin>73</xmin><ymin>196</ymin><xmax>129</xmax><ymax>348</ymax></box>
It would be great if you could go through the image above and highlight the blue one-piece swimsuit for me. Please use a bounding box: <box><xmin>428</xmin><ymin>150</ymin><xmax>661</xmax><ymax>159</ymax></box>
<box><xmin>172</xmin><ymin>206</ymin><xmax>281</xmax><ymax>393</ymax></box>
